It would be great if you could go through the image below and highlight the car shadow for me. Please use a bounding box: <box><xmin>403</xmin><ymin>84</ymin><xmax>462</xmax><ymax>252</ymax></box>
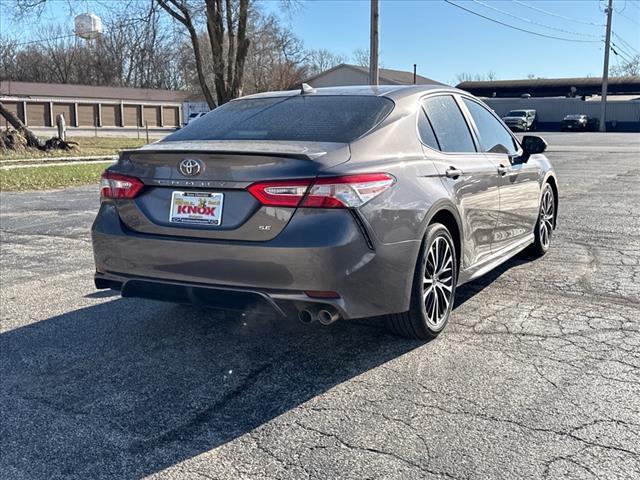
<box><xmin>1</xmin><ymin>255</ymin><xmax>530</xmax><ymax>478</ymax></box>
<box><xmin>0</xmin><ymin>298</ymin><xmax>422</xmax><ymax>479</ymax></box>
<box><xmin>454</xmin><ymin>255</ymin><xmax>531</xmax><ymax>308</ymax></box>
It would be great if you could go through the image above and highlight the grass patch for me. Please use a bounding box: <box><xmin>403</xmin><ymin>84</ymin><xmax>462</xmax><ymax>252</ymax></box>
<box><xmin>0</xmin><ymin>162</ymin><xmax>112</xmax><ymax>191</ymax></box>
<box><xmin>0</xmin><ymin>136</ymin><xmax>148</xmax><ymax>161</ymax></box>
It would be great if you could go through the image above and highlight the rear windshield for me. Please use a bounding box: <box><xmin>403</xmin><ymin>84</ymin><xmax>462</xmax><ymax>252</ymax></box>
<box><xmin>507</xmin><ymin>110</ymin><xmax>528</xmax><ymax>116</ymax></box>
<box><xmin>163</xmin><ymin>95</ymin><xmax>394</xmax><ymax>144</ymax></box>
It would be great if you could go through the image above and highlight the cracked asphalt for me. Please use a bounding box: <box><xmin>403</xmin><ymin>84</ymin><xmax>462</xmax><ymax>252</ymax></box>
<box><xmin>1</xmin><ymin>132</ymin><xmax>639</xmax><ymax>479</ymax></box>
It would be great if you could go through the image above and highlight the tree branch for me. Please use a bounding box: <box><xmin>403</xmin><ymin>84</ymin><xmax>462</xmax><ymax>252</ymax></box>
<box><xmin>156</xmin><ymin>0</ymin><xmax>216</xmax><ymax>108</ymax></box>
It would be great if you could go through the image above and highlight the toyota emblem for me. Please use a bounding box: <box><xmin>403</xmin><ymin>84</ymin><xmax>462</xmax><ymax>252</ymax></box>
<box><xmin>179</xmin><ymin>158</ymin><xmax>203</xmax><ymax>176</ymax></box>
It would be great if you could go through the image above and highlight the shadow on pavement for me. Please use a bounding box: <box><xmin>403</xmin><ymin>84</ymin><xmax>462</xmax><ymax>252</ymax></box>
<box><xmin>1</xmin><ymin>254</ymin><xmax>530</xmax><ymax>478</ymax></box>
<box><xmin>0</xmin><ymin>298</ymin><xmax>421</xmax><ymax>479</ymax></box>
<box><xmin>455</xmin><ymin>255</ymin><xmax>531</xmax><ymax>308</ymax></box>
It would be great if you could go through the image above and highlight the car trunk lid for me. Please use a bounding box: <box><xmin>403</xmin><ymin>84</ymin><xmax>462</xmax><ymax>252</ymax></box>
<box><xmin>110</xmin><ymin>140</ymin><xmax>350</xmax><ymax>241</ymax></box>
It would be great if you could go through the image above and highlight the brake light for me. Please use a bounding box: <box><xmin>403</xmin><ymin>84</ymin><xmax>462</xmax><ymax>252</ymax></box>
<box><xmin>248</xmin><ymin>174</ymin><xmax>395</xmax><ymax>208</ymax></box>
<box><xmin>301</xmin><ymin>174</ymin><xmax>395</xmax><ymax>208</ymax></box>
<box><xmin>247</xmin><ymin>179</ymin><xmax>312</xmax><ymax>207</ymax></box>
<box><xmin>100</xmin><ymin>171</ymin><xmax>144</xmax><ymax>199</ymax></box>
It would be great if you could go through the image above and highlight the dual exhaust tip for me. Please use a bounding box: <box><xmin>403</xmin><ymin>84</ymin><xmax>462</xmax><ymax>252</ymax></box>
<box><xmin>298</xmin><ymin>306</ymin><xmax>340</xmax><ymax>326</ymax></box>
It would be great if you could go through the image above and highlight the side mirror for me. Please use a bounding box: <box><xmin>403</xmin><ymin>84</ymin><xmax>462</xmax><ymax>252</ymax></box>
<box><xmin>521</xmin><ymin>135</ymin><xmax>547</xmax><ymax>155</ymax></box>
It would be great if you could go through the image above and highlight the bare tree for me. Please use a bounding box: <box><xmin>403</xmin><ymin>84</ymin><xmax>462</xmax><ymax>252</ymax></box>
<box><xmin>156</xmin><ymin>0</ymin><xmax>250</xmax><ymax>107</ymax></box>
<box><xmin>242</xmin><ymin>13</ymin><xmax>308</xmax><ymax>93</ymax></box>
<box><xmin>305</xmin><ymin>48</ymin><xmax>346</xmax><ymax>77</ymax></box>
<box><xmin>352</xmin><ymin>48</ymin><xmax>369</xmax><ymax>68</ymax></box>
<box><xmin>610</xmin><ymin>55</ymin><xmax>640</xmax><ymax>77</ymax></box>
<box><xmin>456</xmin><ymin>72</ymin><xmax>499</xmax><ymax>83</ymax></box>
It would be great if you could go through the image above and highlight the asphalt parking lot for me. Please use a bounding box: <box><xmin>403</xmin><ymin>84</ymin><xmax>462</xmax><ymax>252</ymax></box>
<box><xmin>1</xmin><ymin>131</ymin><xmax>639</xmax><ymax>479</ymax></box>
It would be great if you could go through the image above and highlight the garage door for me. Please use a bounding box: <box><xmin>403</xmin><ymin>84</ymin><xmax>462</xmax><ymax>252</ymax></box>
<box><xmin>123</xmin><ymin>105</ymin><xmax>141</xmax><ymax>127</ymax></box>
<box><xmin>77</xmin><ymin>104</ymin><xmax>97</xmax><ymax>126</ymax></box>
<box><xmin>26</xmin><ymin>102</ymin><xmax>49</xmax><ymax>127</ymax></box>
<box><xmin>162</xmin><ymin>106</ymin><xmax>180</xmax><ymax>127</ymax></box>
<box><xmin>101</xmin><ymin>104</ymin><xmax>121</xmax><ymax>127</ymax></box>
<box><xmin>143</xmin><ymin>106</ymin><xmax>161</xmax><ymax>127</ymax></box>
<box><xmin>52</xmin><ymin>103</ymin><xmax>75</xmax><ymax>126</ymax></box>
<box><xmin>1</xmin><ymin>102</ymin><xmax>24</xmax><ymax>124</ymax></box>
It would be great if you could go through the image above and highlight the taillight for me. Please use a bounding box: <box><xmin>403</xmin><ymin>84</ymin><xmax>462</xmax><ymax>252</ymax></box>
<box><xmin>248</xmin><ymin>174</ymin><xmax>395</xmax><ymax>209</ymax></box>
<box><xmin>100</xmin><ymin>171</ymin><xmax>144</xmax><ymax>199</ymax></box>
<box><xmin>247</xmin><ymin>179</ymin><xmax>312</xmax><ymax>207</ymax></box>
<box><xmin>301</xmin><ymin>174</ymin><xmax>395</xmax><ymax>208</ymax></box>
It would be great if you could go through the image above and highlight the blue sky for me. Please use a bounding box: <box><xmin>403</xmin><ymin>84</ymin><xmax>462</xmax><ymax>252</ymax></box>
<box><xmin>2</xmin><ymin>0</ymin><xmax>639</xmax><ymax>85</ymax></box>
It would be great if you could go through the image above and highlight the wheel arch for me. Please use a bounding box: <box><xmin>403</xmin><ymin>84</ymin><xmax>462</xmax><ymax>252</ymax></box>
<box><xmin>422</xmin><ymin>201</ymin><xmax>463</xmax><ymax>274</ymax></box>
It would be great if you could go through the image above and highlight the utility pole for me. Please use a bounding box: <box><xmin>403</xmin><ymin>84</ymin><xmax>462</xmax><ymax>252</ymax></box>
<box><xmin>599</xmin><ymin>0</ymin><xmax>613</xmax><ymax>132</ymax></box>
<box><xmin>369</xmin><ymin>0</ymin><xmax>379</xmax><ymax>86</ymax></box>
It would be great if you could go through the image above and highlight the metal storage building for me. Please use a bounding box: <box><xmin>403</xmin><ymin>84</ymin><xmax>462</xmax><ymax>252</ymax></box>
<box><xmin>0</xmin><ymin>81</ymin><xmax>192</xmax><ymax>132</ymax></box>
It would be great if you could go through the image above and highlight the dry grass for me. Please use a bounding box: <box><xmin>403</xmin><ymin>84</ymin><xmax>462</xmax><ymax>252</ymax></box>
<box><xmin>0</xmin><ymin>136</ymin><xmax>147</xmax><ymax>161</ymax></box>
<box><xmin>0</xmin><ymin>162</ymin><xmax>112</xmax><ymax>191</ymax></box>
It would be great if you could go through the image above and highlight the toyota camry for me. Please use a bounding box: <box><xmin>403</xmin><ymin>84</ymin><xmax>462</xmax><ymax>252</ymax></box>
<box><xmin>92</xmin><ymin>84</ymin><xmax>558</xmax><ymax>339</ymax></box>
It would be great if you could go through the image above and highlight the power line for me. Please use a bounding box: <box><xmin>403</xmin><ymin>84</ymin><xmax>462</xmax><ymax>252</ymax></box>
<box><xmin>618</xmin><ymin>10</ymin><xmax>640</xmax><ymax>25</ymax></box>
<box><xmin>611</xmin><ymin>45</ymin><xmax>634</xmax><ymax>63</ymax></box>
<box><xmin>470</xmin><ymin>0</ymin><xmax>602</xmax><ymax>38</ymax></box>
<box><xmin>612</xmin><ymin>32</ymin><xmax>639</xmax><ymax>54</ymax></box>
<box><xmin>512</xmin><ymin>0</ymin><xmax>606</xmax><ymax>27</ymax></box>
<box><xmin>14</xmin><ymin>34</ymin><xmax>77</xmax><ymax>47</ymax></box>
<box><xmin>612</xmin><ymin>38</ymin><xmax>637</xmax><ymax>58</ymax></box>
<box><xmin>443</xmin><ymin>1</ymin><xmax>603</xmax><ymax>43</ymax></box>
<box><xmin>611</xmin><ymin>40</ymin><xmax>637</xmax><ymax>60</ymax></box>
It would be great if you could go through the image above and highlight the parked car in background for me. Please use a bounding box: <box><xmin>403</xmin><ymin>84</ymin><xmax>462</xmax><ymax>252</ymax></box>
<box><xmin>562</xmin><ymin>114</ymin><xmax>588</xmax><ymax>131</ymax></box>
<box><xmin>502</xmin><ymin>109</ymin><xmax>537</xmax><ymax>131</ymax></box>
<box><xmin>586</xmin><ymin>117</ymin><xmax>600</xmax><ymax>131</ymax></box>
<box><xmin>93</xmin><ymin>85</ymin><xmax>558</xmax><ymax>340</ymax></box>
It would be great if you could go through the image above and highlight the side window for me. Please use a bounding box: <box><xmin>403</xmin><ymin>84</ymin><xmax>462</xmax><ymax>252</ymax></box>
<box><xmin>417</xmin><ymin>108</ymin><xmax>440</xmax><ymax>150</ymax></box>
<box><xmin>462</xmin><ymin>98</ymin><xmax>518</xmax><ymax>155</ymax></box>
<box><xmin>422</xmin><ymin>95</ymin><xmax>476</xmax><ymax>153</ymax></box>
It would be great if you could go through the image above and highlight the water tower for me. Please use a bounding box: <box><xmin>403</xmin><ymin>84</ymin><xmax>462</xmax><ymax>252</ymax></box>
<box><xmin>74</xmin><ymin>13</ymin><xmax>103</xmax><ymax>40</ymax></box>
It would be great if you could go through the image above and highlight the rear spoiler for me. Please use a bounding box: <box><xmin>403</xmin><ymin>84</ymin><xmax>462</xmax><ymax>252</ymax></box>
<box><xmin>122</xmin><ymin>140</ymin><xmax>348</xmax><ymax>161</ymax></box>
<box><xmin>121</xmin><ymin>148</ymin><xmax>323</xmax><ymax>162</ymax></box>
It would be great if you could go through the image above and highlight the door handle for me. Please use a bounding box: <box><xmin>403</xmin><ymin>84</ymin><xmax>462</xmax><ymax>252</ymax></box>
<box><xmin>445</xmin><ymin>167</ymin><xmax>463</xmax><ymax>179</ymax></box>
<box><xmin>497</xmin><ymin>164</ymin><xmax>510</xmax><ymax>176</ymax></box>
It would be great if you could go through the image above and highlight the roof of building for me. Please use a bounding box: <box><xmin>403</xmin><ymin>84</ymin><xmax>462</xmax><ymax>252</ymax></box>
<box><xmin>0</xmin><ymin>81</ymin><xmax>193</xmax><ymax>102</ymax></box>
<box><xmin>304</xmin><ymin>63</ymin><xmax>446</xmax><ymax>86</ymax></box>
<box><xmin>457</xmin><ymin>76</ymin><xmax>640</xmax><ymax>97</ymax></box>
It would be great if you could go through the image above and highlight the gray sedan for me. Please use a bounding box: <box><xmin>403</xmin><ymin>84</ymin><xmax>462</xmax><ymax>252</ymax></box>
<box><xmin>92</xmin><ymin>85</ymin><xmax>557</xmax><ymax>340</ymax></box>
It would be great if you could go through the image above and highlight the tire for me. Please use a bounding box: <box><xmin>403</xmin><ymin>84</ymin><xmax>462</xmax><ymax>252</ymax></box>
<box><xmin>386</xmin><ymin>223</ymin><xmax>458</xmax><ymax>340</ymax></box>
<box><xmin>530</xmin><ymin>183</ymin><xmax>555</xmax><ymax>257</ymax></box>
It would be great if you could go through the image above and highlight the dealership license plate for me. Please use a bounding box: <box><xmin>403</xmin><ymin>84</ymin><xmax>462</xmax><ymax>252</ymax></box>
<box><xmin>169</xmin><ymin>191</ymin><xmax>224</xmax><ymax>226</ymax></box>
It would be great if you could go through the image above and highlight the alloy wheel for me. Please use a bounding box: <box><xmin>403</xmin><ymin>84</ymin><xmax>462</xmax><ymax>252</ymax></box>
<box><xmin>423</xmin><ymin>236</ymin><xmax>454</xmax><ymax>329</ymax></box>
<box><xmin>539</xmin><ymin>186</ymin><xmax>554</xmax><ymax>248</ymax></box>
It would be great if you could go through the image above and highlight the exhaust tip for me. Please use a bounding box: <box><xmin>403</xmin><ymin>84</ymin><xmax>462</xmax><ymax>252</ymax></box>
<box><xmin>298</xmin><ymin>309</ymin><xmax>315</xmax><ymax>324</ymax></box>
<box><xmin>318</xmin><ymin>308</ymin><xmax>339</xmax><ymax>326</ymax></box>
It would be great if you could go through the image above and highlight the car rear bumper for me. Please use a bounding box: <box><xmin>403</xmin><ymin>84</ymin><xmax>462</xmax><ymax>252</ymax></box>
<box><xmin>91</xmin><ymin>202</ymin><xmax>420</xmax><ymax>319</ymax></box>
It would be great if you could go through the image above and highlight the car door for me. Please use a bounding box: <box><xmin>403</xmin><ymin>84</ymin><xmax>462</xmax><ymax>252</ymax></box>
<box><xmin>419</xmin><ymin>94</ymin><xmax>501</xmax><ymax>270</ymax></box>
<box><xmin>460</xmin><ymin>97</ymin><xmax>540</xmax><ymax>252</ymax></box>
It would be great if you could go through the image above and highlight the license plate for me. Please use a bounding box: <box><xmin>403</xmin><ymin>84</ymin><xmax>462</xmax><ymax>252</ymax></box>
<box><xmin>169</xmin><ymin>191</ymin><xmax>224</xmax><ymax>226</ymax></box>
